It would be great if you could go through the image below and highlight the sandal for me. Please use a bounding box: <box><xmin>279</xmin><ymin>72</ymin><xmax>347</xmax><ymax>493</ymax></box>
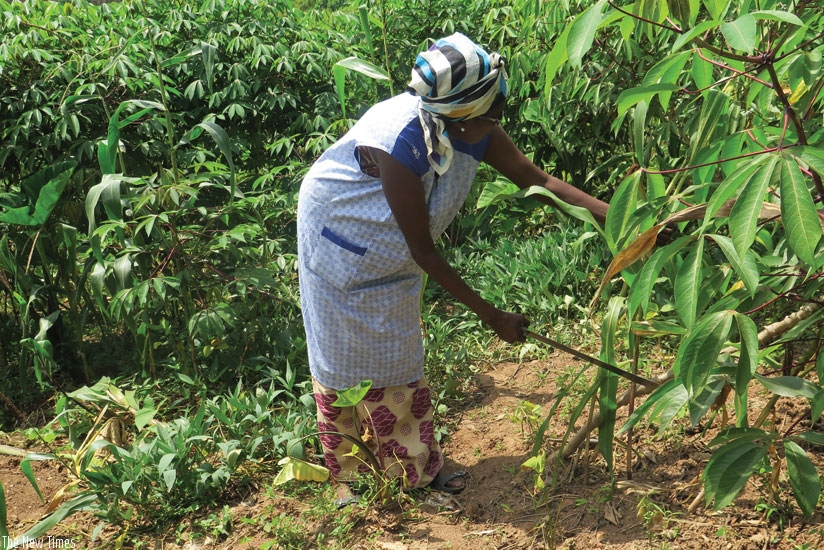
<box><xmin>332</xmin><ymin>482</ymin><xmax>360</xmax><ymax>509</ymax></box>
<box><xmin>428</xmin><ymin>469</ymin><xmax>469</xmax><ymax>494</ymax></box>
<box><xmin>334</xmin><ymin>494</ymin><xmax>360</xmax><ymax>508</ymax></box>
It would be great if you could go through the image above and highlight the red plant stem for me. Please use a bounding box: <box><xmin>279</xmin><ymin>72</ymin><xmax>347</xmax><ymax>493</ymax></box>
<box><xmin>607</xmin><ymin>1</ymin><xmax>680</xmax><ymax>33</ymax></box>
<box><xmin>694</xmin><ymin>48</ymin><xmax>773</xmax><ymax>88</ymax></box>
<box><xmin>641</xmin><ymin>146</ymin><xmax>781</xmax><ymax>175</ymax></box>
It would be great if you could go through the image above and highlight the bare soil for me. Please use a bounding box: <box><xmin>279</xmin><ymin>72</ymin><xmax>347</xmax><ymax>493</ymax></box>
<box><xmin>3</xmin><ymin>353</ymin><xmax>824</xmax><ymax>549</ymax></box>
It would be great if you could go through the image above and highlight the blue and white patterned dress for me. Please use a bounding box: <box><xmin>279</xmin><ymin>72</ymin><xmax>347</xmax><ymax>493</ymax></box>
<box><xmin>297</xmin><ymin>92</ymin><xmax>490</xmax><ymax>390</ymax></box>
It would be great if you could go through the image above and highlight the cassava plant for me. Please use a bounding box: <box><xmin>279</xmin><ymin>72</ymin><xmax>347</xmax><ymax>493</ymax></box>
<box><xmin>542</xmin><ymin>0</ymin><xmax>824</xmax><ymax>517</ymax></box>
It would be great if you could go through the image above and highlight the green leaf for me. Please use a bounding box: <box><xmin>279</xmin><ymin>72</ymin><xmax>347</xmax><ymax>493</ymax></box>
<box><xmin>544</xmin><ymin>23</ymin><xmax>572</xmax><ymax>89</ymax></box>
<box><xmin>794</xmin><ymin>431</ymin><xmax>824</xmax><ymax>447</ymax></box>
<box><xmin>523</xmin><ymin>186</ymin><xmax>604</xmax><ymax>234</ymax></box>
<box><xmin>0</xmin><ymin>481</ymin><xmax>8</xmax><ymax>541</ymax></box>
<box><xmin>8</xmin><ymin>493</ymin><xmax>98</xmax><ymax>548</ymax></box>
<box><xmin>86</xmin><ymin>174</ymin><xmax>132</xmax><ymax>233</ymax></box>
<box><xmin>0</xmin><ymin>162</ymin><xmax>76</xmax><ymax>226</ymax></box>
<box><xmin>672</xmin><ymin>21</ymin><xmax>722</xmax><ymax>52</ymax></box>
<box><xmin>333</xmin><ymin>56</ymin><xmax>390</xmax><ymax>121</ymax></box>
<box><xmin>711</xmin><ymin>235</ymin><xmax>759</xmax><ymax>297</ymax></box>
<box><xmin>616</xmin><ymin>83</ymin><xmax>681</xmax><ymax>118</ymax></box>
<box><xmin>689</xmin><ymin>376</ymin><xmax>727</xmax><ymax>427</ymax></box>
<box><xmin>627</xmin><ymin>235</ymin><xmax>691</xmax><ymax>320</ymax></box>
<box><xmin>567</xmin><ymin>0</ymin><xmax>607</xmax><ymax>69</ymax></box>
<box><xmin>703</xmin><ymin>439</ymin><xmax>767</xmax><ymax>510</ymax></box>
<box><xmin>674</xmin><ymin>236</ymin><xmax>704</xmax><ymax>328</ymax></box>
<box><xmin>162</xmin><ymin>469</ymin><xmax>177</xmax><ymax>492</ymax></box>
<box><xmin>135</xmin><ymin>400</ymin><xmax>156</xmax><ymax>431</ymax></box>
<box><xmin>642</xmin><ymin>51</ymin><xmax>691</xmax><ymax>110</ymax></box>
<box><xmin>779</xmin><ymin>155</ymin><xmax>821</xmax><ymax>266</ymax></box>
<box><xmin>796</xmin><ymin>146</ymin><xmax>824</xmax><ymax>176</ymax></box>
<box><xmin>201</xmin><ymin>41</ymin><xmax>217</xmax><ymax>91</ymax></box>
<box><xmin>707</xmin><ymin>426</ymin><xmax>771</xmax><ymax>448</ymax></box>
<box><xmin>332</xmin><ymin>380</ymin><xmax>373</xmax><ymax>407</ymax></box>
<box><xmin>476</xmin><ymin>178</ymin><xmax>520</xmax><ymax>209</ymax></box>
<box><xmin>813</xmin><ymin>389</ymin><xmax>824</xmax><ymax>424</ymax></box>
<box><xmin>783</xmin><ymin>440</ymin><xmax>820</xmax><ymax>518</ymax></box>
<box><xmin>721</xmin><ymin>14</ymin><xmax>757</xmax><ymax>53</ymax></box>
<box><xmin>620</xmin><ymin>379</ymin><xmax>688</xmax><ymax>435</ymax></box>
<box><xmin>675</xmin><ymin>310</ymin><xmax>734</xmax><ymax>395</ymax></box>
<box><xmin>817</xmin><ymin>349</ymin><xmax>824</xmax><ymax>385</ymax></box>
<box><xmin>196</xmin><ymin>120</ymin><xmax>237</xmax><ymax>201</ymax></box>
<box><xmin>20</xmin><ymin>461</ymin><xmax>44</xmax><ymax>504</ymax></box>
<box><xmin>335</xmin><ymin>56</ymin><xmax>390</xmax><ymax>81</ymax></box>
<box><xmin>734</xmin><ymin>313</ymin><xmax>758</xmax><ymax>426</ymax></box>
<box><xmin>598</xmin><ymin>297</ymin><xmax>623</xmax><ymax>471</ymax></box>
<box><xmin>705</xmin><ymin>155</ymin><xmax>767</xmax><ymax>225</ymax></box>
<box><xmin>604</xmin><ymin>170</ymin><xmax>641</xmax><ymax>252</ymax></box>
<box><xmin>750</xmin><ymin>10</ymin><xmax>805</xmax><ymax>26</ymax></box>
<box><xmin>632</xmin><ymin>100</ymin><xmax>648</xmax><ymax>166</ymax></box>
<box><xmin>730</xmin><ymin>154</ymin><xmax>779</xmax><ymax>257</ymax></box>
<box><xmin>755</xmin><ymin>374</ymin><xmax>819</xmax><ymax>399</ymax></box>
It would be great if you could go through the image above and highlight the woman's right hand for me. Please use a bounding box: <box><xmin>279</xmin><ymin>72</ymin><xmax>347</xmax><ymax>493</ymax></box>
<box><xmin>487</xmin><ymin>309</ymin><xmax>529</xmax><ymax>343</ymax></box>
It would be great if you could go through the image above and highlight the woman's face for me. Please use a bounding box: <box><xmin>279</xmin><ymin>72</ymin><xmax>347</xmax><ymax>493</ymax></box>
<box><xmin>444</xmin><ymin>104</ymin><xmax>505</xmax><ymax>144</ymax></box>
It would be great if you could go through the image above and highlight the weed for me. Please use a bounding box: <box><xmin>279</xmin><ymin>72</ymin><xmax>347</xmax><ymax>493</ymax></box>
<box><xmin>637</xmin><ymin>495</ymin><xmax>681</xmax><ymax>533</ymax></box>
<box><xmin>506</xmin><ymin>400</ymin><xmax>543</xmax><ymax>438</ymax></box>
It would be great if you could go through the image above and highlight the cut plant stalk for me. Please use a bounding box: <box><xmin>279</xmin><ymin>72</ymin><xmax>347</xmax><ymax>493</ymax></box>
<box><xmin>522</xmin><ymin>329</ymin><xmax>659</xmax><ymax>388</ymax></box>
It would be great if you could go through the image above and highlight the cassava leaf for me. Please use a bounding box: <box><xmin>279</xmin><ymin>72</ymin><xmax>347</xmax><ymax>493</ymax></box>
<box><xmin>730</xmin><ymin>154</ymin><xmax>779</xmax><ymax>257</ymax></box>
<box><xmin>566</xmin><ymin>0</ymin><xmax>607</xmax><ymax>69</ymax></box>
<box><xmin>779</xmin><ymin>155</ymin><xmax>821</xmax><ymax>266</ymax></box>
<box><xmin>813</xmin><ymin>389</ymin><xmax>824</xmax><ymax>424</ymax></box>
<box><xmin>619</xmin><ymin>379</ymin><xmax>688</xmax><ymax>436</ymax></box>
<box><xmin>783</xmin><ymin>440</ymin><xmax>820</xmax><ymax>518</ymax></box>
<box><xmin>591</xmin><ymin>224</ymin><xmax>662</xmax><ymax>310</ymax></box>
<box><xmin>755</xmin><ymin>374</ymin><xmax>818</xmax><ymax>399</ymax></box>
<box><xmin>703</xmin><ymin>439</ymin><xmax>767</xmax><ymax>510</ymax></box>
<box><xmin>675</xmin><ymin>310</ymin><xmax>734</xmax><ymax>395</ymax></box>
<box><xmin>721</xmin><ymin>14</ymin><xmax>757</xmax><ymax>53</ymax></box>
<box><xmin>523</xmin><ymin>185</ymin><xmax>603</xmax><ymax>230</ymax></box>
<box><xmin>712</xmin><ymin>235</ymin><xmax>759</xmax><ymax>297</ymax></box>
<box><xmin>734</xmin><ymin>313</ymin><xmax>759</xmax><ymax>426</ymax></box>
<box><xmin>616</xmin><ymin>83</ymin><xmax>681</xmax><ymax>118</ymax></box>
<box><xmin>674</xmin><ymin>236</ymin><xmax>704</xmax><ymax>329</ymax></box>
<box><xmin>750</xmin><ymin>10</ymin><xmax>805</xmax><ymax>26</ymax></box>
<box><xmin>604</xmin><ymin>170</ymin><xmax>641</xmax><ymax>252</ymax></box>
<box><xmin>626</xmin><ymin>235</ymin><xmax>691</xmax><ymax>320</ymax></box>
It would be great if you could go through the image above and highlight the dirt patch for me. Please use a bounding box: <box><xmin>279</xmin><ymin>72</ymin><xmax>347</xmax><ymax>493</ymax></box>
<box><xmin>0</xmin><ymin>434</ymin><xmax>71</xmax><ymax>533</ymax></box>
<box><xmin>3</xmin><ymin>354</ymin><xmax>824</xmax><ymax>549</ymax></box>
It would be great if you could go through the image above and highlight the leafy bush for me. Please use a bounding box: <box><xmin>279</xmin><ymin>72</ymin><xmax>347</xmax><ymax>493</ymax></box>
<box><xmin>547</xmin><ymin>0</ymin><xmax>824</xmax><ymax>517</ymax></box>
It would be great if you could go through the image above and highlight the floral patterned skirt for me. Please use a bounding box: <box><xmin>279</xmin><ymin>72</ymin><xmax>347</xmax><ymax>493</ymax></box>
<box><xmin>312</xmin><ymin>377</ymin><xmax>443</xmax><ymax>489</ymax></box>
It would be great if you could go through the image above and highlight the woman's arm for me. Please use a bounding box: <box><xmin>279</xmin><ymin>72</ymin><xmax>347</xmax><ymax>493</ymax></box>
<box><xmin>483</xmin><ymin>126</ymin><xmax>609</xmax><ymax>224</ymax></box>
<box><xmin>372</xmin><ymin>147</ymin><xmax>528</xmax><ymax>343</ymax></box>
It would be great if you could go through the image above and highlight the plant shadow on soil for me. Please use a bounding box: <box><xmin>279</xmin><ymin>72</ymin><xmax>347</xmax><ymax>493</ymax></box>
<box><xmin>3</xmin><ymin>354</ymin><xmax>824</xmax><ymax>549</ymax></box>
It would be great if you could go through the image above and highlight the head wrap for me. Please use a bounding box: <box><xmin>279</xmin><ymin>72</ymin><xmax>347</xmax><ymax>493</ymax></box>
<box><xmin>408</xmin><ymin>33</ymin><xmax>508</xmax><ymax>174</ymax></box>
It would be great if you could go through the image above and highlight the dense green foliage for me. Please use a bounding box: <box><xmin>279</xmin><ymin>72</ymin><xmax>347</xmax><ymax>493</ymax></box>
<box><xmin>550</xmin><ymin>0</ymin><xmax>824</xmax><ymax>519</ymax></box>
<box><xmin>1</xmin><ymin>0</ymin><xmax>823</xmax><ymax>544</ymax></box>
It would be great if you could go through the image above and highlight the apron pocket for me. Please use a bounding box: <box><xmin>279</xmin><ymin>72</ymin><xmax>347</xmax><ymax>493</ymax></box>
<box><xmin>306</xmin><ymin>226</ymin><xmax>368</xmax><ymax>291</ymax></box>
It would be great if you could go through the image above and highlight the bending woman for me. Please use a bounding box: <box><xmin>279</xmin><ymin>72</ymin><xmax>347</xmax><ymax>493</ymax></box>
<box><xmin>297</xmin><ymin>33</ymin><xmax>608</xmax><ymax>497</ymax></box>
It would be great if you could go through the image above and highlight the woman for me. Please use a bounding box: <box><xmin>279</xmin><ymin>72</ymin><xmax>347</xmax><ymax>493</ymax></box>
<box><xmin>297</xmin><ymin>33</ymin><xmax>608</xmax><ymax>502</ymax></box>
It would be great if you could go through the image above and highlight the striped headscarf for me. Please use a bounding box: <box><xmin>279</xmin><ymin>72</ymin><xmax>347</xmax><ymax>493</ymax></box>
<box><xmin>408</xmin><ymin>33</ymin><xmax>508</xmax><ymax>174</ymax></box>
